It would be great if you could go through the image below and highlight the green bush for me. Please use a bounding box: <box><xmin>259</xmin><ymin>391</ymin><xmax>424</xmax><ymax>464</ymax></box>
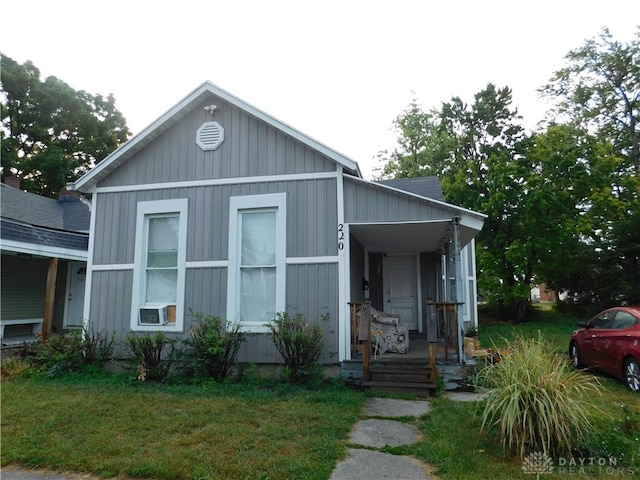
<box><xmin>267</xmin><ymin>311</ymin><xmax>326</xmax><ymax>384</ymax></box>
<box><xmin>17</xmin><ymin>327</ymin><xmax>116</xmax><ymax>378</ymax></box>
<box><xmin>126</xmin><ymin>332</ymin><xmax>178</xmax><ymax>382</ymax></box>
<box><xmin>183</xmin><ymin>310</ymin><xmax>247</xmax><ymax>382</ymax></box>
<box><xmin>479</xmin><ymin>333</ymin><xmax>602</xmax><ymax>458</ymax></box>
<box><xmin>81</xmin><ymin>327</ymin><xmax>116</xmax><ymax>365</ymax></box>
<box><xmin>30</xmin><ymin>331</ymin><xmax>84</xmax><ymax>377</ymax></box>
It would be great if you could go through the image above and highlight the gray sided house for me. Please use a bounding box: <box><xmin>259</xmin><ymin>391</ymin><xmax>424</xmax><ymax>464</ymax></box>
<box><xmin>71</xmin><ymin>81</ymin><xmax>485</xmax><ymax>368</ymax></box>
<box><xmin>0</xmin><ymin>182</ymin><xmax>90</xmax><ymax>346</ymax></box>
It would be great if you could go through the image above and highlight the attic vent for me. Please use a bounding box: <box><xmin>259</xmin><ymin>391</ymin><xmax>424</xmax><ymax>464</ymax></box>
<box><xmin>196</xmin><ymin>121</ymin><xmax>224</xmax><ymax>151</ymax></box>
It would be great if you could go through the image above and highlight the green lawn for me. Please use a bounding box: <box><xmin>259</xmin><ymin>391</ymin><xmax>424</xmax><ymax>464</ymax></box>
<box><xmin>477</xmin><ymin>305</ymin><xmax>580</xmax><ymax>352</ymax></box>
<box><xmin>1</xmin><ymin>375</ymin><xmax>364</xmax><ymax>480</ymax></box>
<box><xmin>2</xmin><ymin>309</ymin><xmax>639</xmax><ymax>479</ymax></box>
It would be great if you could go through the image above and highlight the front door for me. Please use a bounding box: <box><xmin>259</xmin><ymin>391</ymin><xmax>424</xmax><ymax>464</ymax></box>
<box><xmin>64</xmin><ymin>262</ymin><xmax>86</xmax><ymax>327</ymax></box>
<box><xmin>383</xmin><ymin>254</ymin><xmax>418</xmax><ymax>330</ymax></box>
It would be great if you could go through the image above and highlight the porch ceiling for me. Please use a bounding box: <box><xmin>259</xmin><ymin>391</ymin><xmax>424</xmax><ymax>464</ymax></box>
<box><xmin>349</xmin><ymin>220</ymin><xmax>477</xmax><ymax>254</ymax></box>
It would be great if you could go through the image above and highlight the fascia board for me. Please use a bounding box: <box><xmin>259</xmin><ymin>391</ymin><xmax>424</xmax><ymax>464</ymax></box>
<box><xmin>1</xmin><ymin>239</ymin><xmax>88</xmax><ymax>261</ymax></box>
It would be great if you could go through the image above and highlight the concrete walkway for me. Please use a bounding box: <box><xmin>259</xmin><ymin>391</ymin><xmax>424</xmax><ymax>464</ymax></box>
<box><xmin>329</xmin><ymin>397</ymin><xmax>436</xmax><ymax>480</ymax></box>
<box><xmin>330</xmin><ymin>392</ymin><xmax>487</xmax><ymax>480</ymax></box>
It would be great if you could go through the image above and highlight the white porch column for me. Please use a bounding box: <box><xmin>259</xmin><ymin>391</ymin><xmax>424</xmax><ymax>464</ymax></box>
<box><xmin>453</xmin><ymin>217</ymin><xmax>465</xmax><ymax>364</ymax></box>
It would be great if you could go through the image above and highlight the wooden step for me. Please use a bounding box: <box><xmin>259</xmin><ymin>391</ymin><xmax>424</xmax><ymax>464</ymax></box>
<box><xmin>363</xmin><ymin>380</ymin><xmax>437</xmax><ymax>397</ymax></box>
<box><xmin>370</xmin><ymin>370</ymin><xmax>433</xmax><ymax>383</ymax></box>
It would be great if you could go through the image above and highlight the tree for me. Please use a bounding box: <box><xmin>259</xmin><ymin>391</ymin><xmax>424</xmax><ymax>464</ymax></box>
<box><xmin>540</xmin><ymin>27</ymin><xmax>640</xmax><ymax>176</ymax></box>
<box><xmin>541</xmin><ymin>28</ymin><xmax>640</xmax><ymax>310</ymax></box>
<box><xmin>437</xmin><ymin>85</ymin><xmax>538</xmax><ymax>322</ymax></box>
<box><xmin>1</xmin><ymin>54</ymin><xmax>130</xmax><ymax>197</ymax></box>
<box><xmin>377</xmin><ymin>84</ymin><xmax>537</xmax><ymax>322</ymax></box>
<box><xmin>374</xmin><ymin>99</ymin><xmax>450</xmax><ymax>179</ymax></box>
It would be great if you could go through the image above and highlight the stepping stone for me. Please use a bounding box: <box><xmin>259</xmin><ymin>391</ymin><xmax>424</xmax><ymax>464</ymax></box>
<box><xmin>349</xmin><ymin>419</ymin><xmax>422</xmax><ymax>448</ymax></box>
<box><xmin>444</xmin><ymin>391</ymin><xmax>489</xmax><ymax>402</ymax></box>
<box><xmin>330</xmin><ymin>448</ymin><xmax>435</xmax><ymax>480</ymax></box>
<box><xmin>363</xmin><ymin>397</ymin><xmax>431</xmax><ymax>418</ymax></box>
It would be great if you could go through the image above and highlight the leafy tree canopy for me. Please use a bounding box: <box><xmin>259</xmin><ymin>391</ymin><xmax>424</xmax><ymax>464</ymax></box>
<box><xmin>1</xmin><ymin>54</ymin><xmax>130</xmax><ymax>197</ymax></box>
<box><xmin>540</xmin><ymin>27</ymin><xmax>640</xmax><ymax>176</ymax></box>
<box><xmin>375</xmin><ymin>27</ymin><xmax>640</xmax><ymax>320</ymax></box>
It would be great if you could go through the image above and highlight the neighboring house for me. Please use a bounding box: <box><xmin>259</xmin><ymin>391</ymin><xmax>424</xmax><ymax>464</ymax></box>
<box><xmin>0</xmin><ymin>181</ymin><xmax>90</xmax><ymax>346</ymax></box>
<box><xmin>70</xmin><ymin>81</ymin><xmax>486</xmax><ymax>367</ymax></box>
<box><xmin>531</xmin><ymin>283</ymin><xmax>558</xmax><ymax>303</ymax></box>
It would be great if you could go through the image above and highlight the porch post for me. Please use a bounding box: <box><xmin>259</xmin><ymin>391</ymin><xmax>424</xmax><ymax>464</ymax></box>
<box><xmin>42</xmin><ymin>257</ymin><xmax>59</xmax><ymax>339</ymax></box>
<box><xmin>452</xmin><ymin>217</ymin><xmax>465</xmax><ymax>364</ymax></box>
<box><xmin>336</xmin><ymin>166</ymin><xmax>349</xmax><ymax>362</ymax></box>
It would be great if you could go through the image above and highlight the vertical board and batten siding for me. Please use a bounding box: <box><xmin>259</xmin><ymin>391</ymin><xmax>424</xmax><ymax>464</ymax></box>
<box><xmin>232</xmin><ymin>263</ymin><xmax>339</xmax><ymax>364</ymax></box>
<box><xmin>98</xmin><ymin>98</ymin><xmax>336</xmax><ymax>188</ymax></box>
<box><xmin>89</xmin><ymin>270</ymin><xmax>134</xmax><ymax>351</ymax></box>
<box><xmin>90</xmin><ymin>181</ymin><xmax>339</xmax><ymax>362</ymax></box>
<box><xmin>284</xmin><ymin>263</ymin><xmax>339</xmax><ymax>363</ymax></box>
<box><xmin>92</xmin><ymin>179</ymin><xmax>337</xmax><ymax>265</ymax></box>
<box><xmin>343</xmin><ymin>178</ymin><xmax>455</xmax><ymax>223</ymax></box>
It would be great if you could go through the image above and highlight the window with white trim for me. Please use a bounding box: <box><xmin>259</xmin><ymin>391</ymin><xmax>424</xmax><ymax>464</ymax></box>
<box><xmin>227</xmin><ymin>193</ymin><xmax>286</xmax><ymax>332</ymax></box>
<box><xmin>131</xmin><ymin>199</ymin><xmax>188</xmax><ymax>332</ymax></box>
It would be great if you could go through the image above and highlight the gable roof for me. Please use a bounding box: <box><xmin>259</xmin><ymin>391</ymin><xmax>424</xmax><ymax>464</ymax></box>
<box><xmin>0</xmin><ymin>183</ymin><xmax>90</xmax><ymax>232</ymax></box>
<box><xmin>376</xmin><ymin>177</ymin><xmax>446</xmax><ymax>202</ymax></box>
<box><xmin>72</xmin><ymin>81</ymin><xmax>361</xmax><ymax>192</ymax></box>
<box><xmin>0</xmin><ymin>183</ymin><xmax>90</xmax><ymax>259</ymax></box>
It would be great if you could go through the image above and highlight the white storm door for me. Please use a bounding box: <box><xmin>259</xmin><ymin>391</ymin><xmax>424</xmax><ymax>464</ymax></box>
<box><xmin>383</xmin><ymin>254</ymin><xmax>418</xmax><ymax>330</ymax></box>
<box><xmin>64</xmin><ymin>262</ymin><xmax>86</xmax><ymax>327</ymax></box>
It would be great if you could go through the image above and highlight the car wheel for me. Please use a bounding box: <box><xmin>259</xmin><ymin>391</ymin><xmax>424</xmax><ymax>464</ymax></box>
<box><xmin>624</xmin><ymin>357</ymin><xmax>640</xmax><ymax>393</ymax></box>
<box><xmin>569</xmin><ymin>341</ymin><xmax>583</xmax><ymax>369</ymax></box>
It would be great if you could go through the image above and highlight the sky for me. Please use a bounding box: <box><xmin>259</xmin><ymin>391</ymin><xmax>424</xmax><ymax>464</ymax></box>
<box><xmin>2</xmin><ymin>1</ymin><xmax>639</xmax><ymax>178</ymax></box>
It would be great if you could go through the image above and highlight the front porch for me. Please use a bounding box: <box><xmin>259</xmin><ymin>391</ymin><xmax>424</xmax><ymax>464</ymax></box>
<box><xmin>342</xmin><ymin>332</ymin><xmax>478</xmax><ymax>397</ymax></box>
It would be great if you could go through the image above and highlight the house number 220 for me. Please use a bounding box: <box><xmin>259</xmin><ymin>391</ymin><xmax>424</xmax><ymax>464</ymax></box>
<box><xmin>338</xmin><ymin>224</ymin><xmax>345</xmax><ymax>251</ymax></box>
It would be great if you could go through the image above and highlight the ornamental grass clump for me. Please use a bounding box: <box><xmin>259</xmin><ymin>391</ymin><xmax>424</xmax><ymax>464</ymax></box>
<box><xmin>479</xmin><ymin>332</ymin><xmax>602</xmax><ymax>459</ymax></box>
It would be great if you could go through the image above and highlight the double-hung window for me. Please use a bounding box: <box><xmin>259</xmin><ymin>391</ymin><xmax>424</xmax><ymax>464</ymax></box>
<box><xmin>131</xmin><ymin>199</ymin><xmax>188</xmax><ymax>331</ymax></box>
<box><xmin>228</xmin><ymin>193</ymin><xmax>286</xmax><ymax>332</ymax></box>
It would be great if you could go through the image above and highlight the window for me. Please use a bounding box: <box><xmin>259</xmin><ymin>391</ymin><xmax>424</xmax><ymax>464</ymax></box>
<box><xmin>590</xmin><ymin>312</ymin><xmax>613</xmax><ymax>329</ymax></box>
<box><xmin>611</xmin><ymin>311</ymin><xmax>639</xmax><ymax>330</ymax></box>
<box><xmin>227</xmin><ymin>193</ymin><xmax>286</xmax><ymax>332</ymax></box>
<box><xmin>131</xmin><ymin>199</ymin><xmax>188</xmax><ymax>331</ymax></box>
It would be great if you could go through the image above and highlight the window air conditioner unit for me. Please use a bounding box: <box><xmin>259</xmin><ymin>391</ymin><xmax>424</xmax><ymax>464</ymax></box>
<box><xmin>139</xmin><ymin>305</ymin><xmax>169</xmax><ymax>326</ymax></box>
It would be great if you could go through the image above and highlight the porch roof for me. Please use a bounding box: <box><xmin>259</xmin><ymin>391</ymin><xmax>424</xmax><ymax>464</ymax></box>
<box><xmin>349</xmin><ymin>218</ymin><xmax>480</xmax><ymax>254</ymax></box>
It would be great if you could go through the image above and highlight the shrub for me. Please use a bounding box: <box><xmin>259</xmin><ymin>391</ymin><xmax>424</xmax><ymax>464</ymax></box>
<box><xmin>183</xmin><ymin>310</ymin><xmax>247</xmax><ymax>382</ymax></box>
<box><xmin>22</xmin><ymin>328</ymin><xmax>116</xmax><ymax>377</ymax></box>
<box><xmin>81</xmin><ymin>327</ymin><xmax>116</xmax><ymax>365</ymax></box>
<box><xmin>267</xmin><ymin>311</ymin><xmax>326</xmax><ymax>384</ymax></box>
<box><xmin>479</xmin><ymin>332</ymin><xmax>602</xmax><ymax>458</ymax></box>
<box><xmin>31</xmin><ymin>331</ymin><xmax>85</xmax><ymax>377</ymax></box>
<box><xmin>126</xmin><ymin>332</ymin><xmax>178</xmax><ymax>382</ymax></box>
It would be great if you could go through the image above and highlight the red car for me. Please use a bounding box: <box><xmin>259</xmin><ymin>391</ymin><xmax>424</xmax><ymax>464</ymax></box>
<box><xmin>569</xmin><ymin>306</ymin><xmax>640</xmax><ymax>392</ymax></box>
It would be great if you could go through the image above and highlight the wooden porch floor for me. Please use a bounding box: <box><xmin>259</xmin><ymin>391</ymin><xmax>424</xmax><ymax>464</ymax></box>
<box><xmin>372</xmin><ymin>331</ymin><xmax>468</xmax><ymax>365</ymax></box>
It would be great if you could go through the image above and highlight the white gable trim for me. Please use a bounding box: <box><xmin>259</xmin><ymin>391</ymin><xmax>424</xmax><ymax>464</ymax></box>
<box><xmin>73</xmin><ymin>81</ymin><xmax>360</xmax><ymax>192</ymax></box>
<box><xmin>93</xmin><ymin>171</ymin><xmax>339</xmax><ymax>194</ymax></box>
